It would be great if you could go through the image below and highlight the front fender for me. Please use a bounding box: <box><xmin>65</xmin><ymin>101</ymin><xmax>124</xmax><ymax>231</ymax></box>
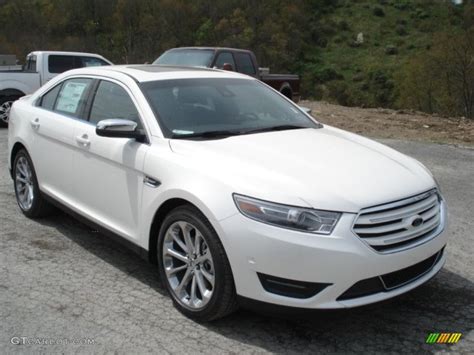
<box><xmin>141</xmin><ymin>185</ymin><xmax>238</xmax><ymax>250</ymax></box>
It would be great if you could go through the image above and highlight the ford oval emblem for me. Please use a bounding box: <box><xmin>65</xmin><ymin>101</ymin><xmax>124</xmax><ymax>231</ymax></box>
<box><xmin>411</xmin><ymin>217</ymin><xmax>423</xmax><ymax>227</ymax></box>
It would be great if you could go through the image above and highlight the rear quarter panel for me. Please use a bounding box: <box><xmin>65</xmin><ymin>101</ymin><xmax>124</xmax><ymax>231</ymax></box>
<box><xmin>8</xmin><ymin>98</ymin><xmax>36</xmax><ymax>171</ymax></box>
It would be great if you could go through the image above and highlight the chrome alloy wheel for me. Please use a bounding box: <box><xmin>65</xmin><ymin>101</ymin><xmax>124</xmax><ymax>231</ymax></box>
<box><xmin>15</xmin><ymin>156</ymin><xmax>34</xmax><ymax>210</ymax></box>
<box><xmin>0</xmin><ymin>100</ymin><xmax>12</xmax><ymax>123</ymax></box>
<box><xmin>163</xmin><ymin>221</ymin><xmax>215</xmax><ymax>310</ymax></box>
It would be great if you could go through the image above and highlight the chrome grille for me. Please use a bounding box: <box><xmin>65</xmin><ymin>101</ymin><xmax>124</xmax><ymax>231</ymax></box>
<box><xmin>353</xmin><ymin>190</ymin><xmax>442</xmax><ymax>253</ymax></box>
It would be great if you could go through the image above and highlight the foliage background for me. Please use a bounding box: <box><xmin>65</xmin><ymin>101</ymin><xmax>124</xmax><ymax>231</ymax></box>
<box><xmin>0</xmin><ymin>0</ymin><xmax>473</xmax><ymax>118</ymax></box>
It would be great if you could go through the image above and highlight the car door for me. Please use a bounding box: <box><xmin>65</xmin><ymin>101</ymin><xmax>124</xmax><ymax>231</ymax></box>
<box><xmin>31</xmin><ymin>77</ymin><xmax>94</xmax><ymax>203</ymax></box>
<box><xmin>72</xmin><ymin>79</ymin><xmax>150</xmax><ymax>241</ymax></box>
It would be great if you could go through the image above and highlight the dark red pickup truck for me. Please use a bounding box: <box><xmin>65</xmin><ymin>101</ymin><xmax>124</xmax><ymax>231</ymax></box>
<box><xmin>153</xmin><ymin>47</ymin><xmax>300</xmax><ymax>102</ymax></box>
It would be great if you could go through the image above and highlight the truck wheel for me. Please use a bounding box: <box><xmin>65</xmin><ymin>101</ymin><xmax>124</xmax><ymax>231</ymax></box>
<box><xmin>0</xmin><ymin>95</ymin><xmax>20</xmax><ymax>127</ymax></box>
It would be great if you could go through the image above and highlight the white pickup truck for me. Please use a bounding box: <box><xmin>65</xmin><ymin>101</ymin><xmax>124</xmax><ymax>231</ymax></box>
<box><xmin>0</xmin><ymin>51</ymin><xmax>112</xmax><ymax>126</ymax></box>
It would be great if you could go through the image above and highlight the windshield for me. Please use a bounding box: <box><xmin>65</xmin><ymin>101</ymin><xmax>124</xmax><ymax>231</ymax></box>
<box><xmin>141</xmin><ymin>78</ymin><xmax>320</xmax><ymax>138</ymax></box>
<box><xmin>154</xmin><ymin>49</ymin><xmax>214</xmax><ymax>67</ymax></box>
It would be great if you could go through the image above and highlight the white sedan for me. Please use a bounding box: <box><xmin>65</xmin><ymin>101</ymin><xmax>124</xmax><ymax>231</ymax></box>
<box><xmin>7</xmin><ymin>65</ymin><xmax>448</xmax><ymax>321</ymax></box>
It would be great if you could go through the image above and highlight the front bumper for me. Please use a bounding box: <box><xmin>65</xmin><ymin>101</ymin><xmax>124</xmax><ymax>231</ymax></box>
<box><xmin>218</xmin><ymin>200</ymin><xmax>448</xmax><ymax>309</ymax></box>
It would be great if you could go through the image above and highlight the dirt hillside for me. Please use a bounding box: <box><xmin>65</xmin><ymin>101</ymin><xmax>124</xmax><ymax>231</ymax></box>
<box><xmin>302</xmin><ymin>101</ymin><xmax>474</xmax><ymax>147</ymax></box>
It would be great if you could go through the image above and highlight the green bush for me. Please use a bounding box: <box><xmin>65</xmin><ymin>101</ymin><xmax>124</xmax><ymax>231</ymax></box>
<box><xmin>385</xmin><ymin>45</ymin><xmax>398</xmax><ymax>55</ymax></box>
<box><xmin>327</xmin><ymin>81</ymin><xmax>351</xmax><ymax>106</ymax></box>
<box><xmin>393</xmin><ymin>1</ymin><xmax>411</xmax><ymax>11</ymax></box>
<box><xmin>314</xmin><ymin>67</ymin><xmax>344</xmax><ymax>83</ymax></box>
<box><xmin>373</xmin><ymin>6</ymin><xmax>385</xmax><ymax>17</ymax></box>
<box><xmin>352</xmin><ymin>73</ymin><xmax>365</xmax><ymax>82</ymax></box>
<box><xmin>338</xmin><ymin>20</ymin><xmax>350</xmax><ymax>31</ymax></box>
<box><xmin>396</xmin><ymin>25</ymin><xmax>408</xmax><ymax>36</ymax></box>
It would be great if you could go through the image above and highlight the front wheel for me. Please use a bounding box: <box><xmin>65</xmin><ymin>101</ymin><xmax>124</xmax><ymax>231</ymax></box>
<box><xmin>157</xmin><ymin>205</ymin><xmax>238</xmax><ymax>321</ymax></box>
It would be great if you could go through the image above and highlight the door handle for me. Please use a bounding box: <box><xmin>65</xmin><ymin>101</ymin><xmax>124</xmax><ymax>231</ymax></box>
<box><xmin>75</xmin><ymin>134</ymin><xmax>91</xmax><ymax>147</ymax></box>
<box><xmin>30</xmin><ymin>118</ymin><xmax>40</xmax><ymax>129</ymax></box>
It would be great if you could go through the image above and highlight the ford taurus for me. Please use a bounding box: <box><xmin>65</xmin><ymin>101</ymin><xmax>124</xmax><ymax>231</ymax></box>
<box><xmin>7</xmin><ymin>65</ymin><xmax>447</xmax><ymax>321</ymax></box>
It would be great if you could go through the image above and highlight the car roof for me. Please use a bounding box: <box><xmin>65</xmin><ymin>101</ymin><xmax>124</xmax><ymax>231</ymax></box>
<box><xmin>67</xmin><ymin>64</ymin><xmax>254</xmax><ymax>83</ymax></box>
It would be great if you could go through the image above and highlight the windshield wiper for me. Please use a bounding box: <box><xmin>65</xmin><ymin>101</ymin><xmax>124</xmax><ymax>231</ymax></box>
<box><xmin>171</xmin><ymin>129</ymin><xmax>243</xmax><ymax>139</ymax></box>
<box><xmin>171</xmin><ymin>125</ymin><xmax>311</xmax><ymax>139</ymax></box>
<box><xmin>242</xmin><ymin>124</ymin><xmax>309</xmax><ymax>135</ymax></box>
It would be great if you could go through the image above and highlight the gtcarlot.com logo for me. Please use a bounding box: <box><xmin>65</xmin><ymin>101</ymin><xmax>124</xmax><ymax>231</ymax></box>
<box><xmin>426</xmin><ymin>333</ymin><xmax>462</xmax><ymax>344</ymax></box>
<box><xmin>11</xmin><ymin>337</ymin><xmax>95</xmax><ymax>346</ymax></box>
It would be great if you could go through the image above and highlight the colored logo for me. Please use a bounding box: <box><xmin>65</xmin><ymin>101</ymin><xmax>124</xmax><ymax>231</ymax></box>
<box><xmin>426</xmin><ymin>333</ymin><xmax>462</xmax><ymax>344</ymax></box>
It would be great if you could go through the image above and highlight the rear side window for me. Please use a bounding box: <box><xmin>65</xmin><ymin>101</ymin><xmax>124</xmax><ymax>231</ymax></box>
<box><xmin>89</xmin><ymin>81</ymin><xmax>141</xmax><ymax>127</ymax></box>
<box><xmin>48</xmin><ymin>55</ymin><xmax>109</xmax><ymax>73</ymax></box>
<box><xmin>39</xmin><ymin>84</ymin><xmax>62</xmax><ymax>110</ymax></box>
<box><xmin>54</xmin><ymin>78</ymin><xmax>93</xmax><ymax>117</ymax></box>
<box><xmin>234</xmin><ymin>53</ymin><xmax>256</xmax><ymax>75</ymax></box>
<box><xmin>48</xmin><ymin>55</ymin><xmax>77</xmax><ymax>73</ymax></box>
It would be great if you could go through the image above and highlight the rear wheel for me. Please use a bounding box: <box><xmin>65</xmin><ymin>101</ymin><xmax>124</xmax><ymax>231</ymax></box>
<box><xmin>13</xmin><ymin>149</ymin><xmax>55</xmax><ymax>218</ymax></box>
<box><xmin>157</xmin><ymin>205</ymin><xmax>238</xmax><ymax>321</ymax></box>
<box><xmin>0</xmin><ymin>95</ymin><xmax>20</xmax><ymax>127</ymax></box>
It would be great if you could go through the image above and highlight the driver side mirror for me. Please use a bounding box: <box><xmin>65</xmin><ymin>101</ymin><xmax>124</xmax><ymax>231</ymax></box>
<box><xmin>96</xmin><ymin>119</ymin><xmax>147</xmax><ymax>142</ymax></box>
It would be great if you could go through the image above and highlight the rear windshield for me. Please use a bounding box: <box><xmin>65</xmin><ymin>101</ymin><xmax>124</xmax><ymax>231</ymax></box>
<box><xmin>141</xmin><ymin>78</ymin><xmax>317</xmax><ymax>138</ymax></box>
<box><xmin>153</xmin><ymin>50</ymin><xmax>214</xmax><ymax>67</ymax></box>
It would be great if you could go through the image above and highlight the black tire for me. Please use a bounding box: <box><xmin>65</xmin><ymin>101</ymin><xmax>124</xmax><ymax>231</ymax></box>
<box><xmin>13</xmin><ymin>149</ymin><xmax>55</xmax><ymax>218</ymax></box>
<box><xmin>0</xmin><ymin>95</ymin><xmax>20</xmax><ymax>128</ymax></box>
<box><xmin>157</xmin><ymin>205</ymin><xmax>238</xmax><ymax>321</ymax></box>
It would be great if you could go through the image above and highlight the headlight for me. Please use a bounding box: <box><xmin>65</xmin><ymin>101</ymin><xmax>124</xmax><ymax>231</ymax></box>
<box><xmin>233</xmin><ymin>194</ymin><xmax>341</xmax><ymax>235</ymax></box>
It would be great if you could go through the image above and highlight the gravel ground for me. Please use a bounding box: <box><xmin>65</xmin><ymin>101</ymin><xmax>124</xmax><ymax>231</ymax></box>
<box><xmin>0</xmin><ymin>128</ymin><xmax>473</xmax><ymax>354</ymax></box>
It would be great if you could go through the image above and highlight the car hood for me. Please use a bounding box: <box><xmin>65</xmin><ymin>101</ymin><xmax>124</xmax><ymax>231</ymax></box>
<box><xmin>169</xmin><ymin>126</ymin><xmax>435</xmax><ymax>213</ymax></box>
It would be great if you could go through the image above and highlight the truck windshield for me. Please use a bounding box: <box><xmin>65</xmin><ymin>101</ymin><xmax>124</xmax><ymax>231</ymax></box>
<box><xmin>153</xmin><ymin>50</ymin><xmax>214</xmax><ymax>67</ymax></box>
<box><xmin>141</xmin><ymin>78</ymin><xmax>319</xmax><ymax>138</ymax></box>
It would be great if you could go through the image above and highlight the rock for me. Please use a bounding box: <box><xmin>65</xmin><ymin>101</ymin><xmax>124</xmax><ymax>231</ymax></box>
<box><xmin>356</xmin><ymin>32</ymin><xmax>364</xmax><ymax>44</ymax></box>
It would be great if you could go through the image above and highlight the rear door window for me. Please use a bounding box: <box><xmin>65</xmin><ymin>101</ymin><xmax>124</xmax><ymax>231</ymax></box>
<box><xmin>234</xmin><ymin>52</ymin><xmax>256</xmax><ymax>75</ymax></box>
<box><xmin>53</xmin><ymin>78</ymin><xmax>93</xmax><ymax>117</ymax></box>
